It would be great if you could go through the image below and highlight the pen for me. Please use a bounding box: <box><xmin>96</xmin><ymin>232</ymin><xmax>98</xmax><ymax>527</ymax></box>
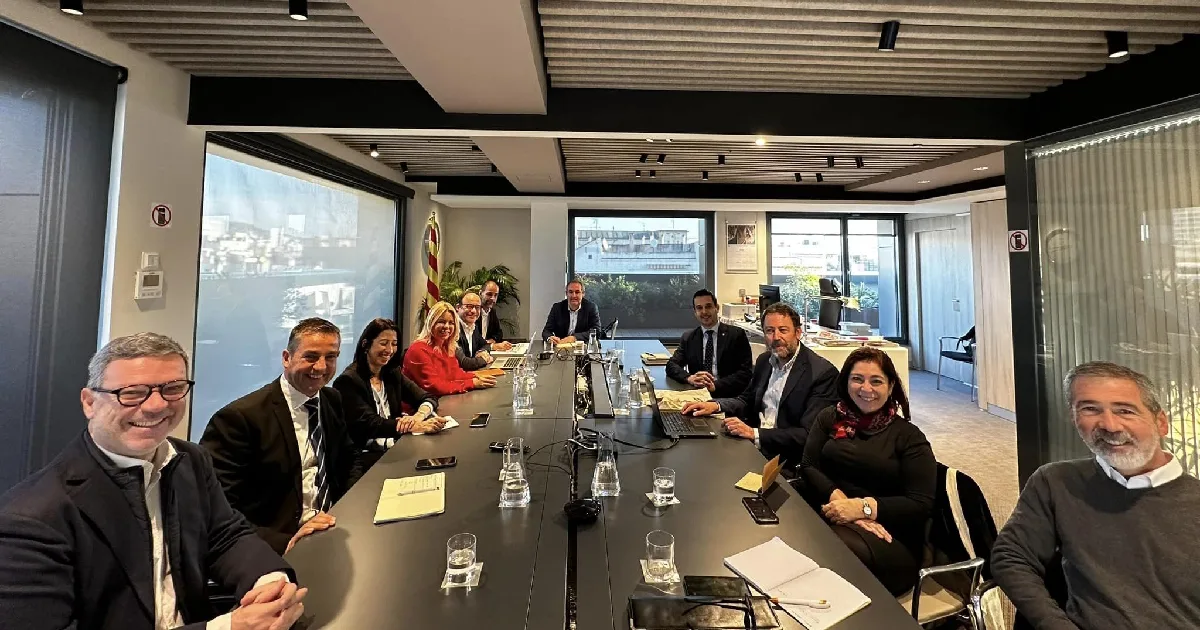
<box><xmin>770</xmin><ymin>597</ymin><xmax>830</xmax><ymax>609</ymax></box>
<box><xmin>396</xmin><ymin>486</ymin><xmax>440</xmax><ymax>496</ymax></box>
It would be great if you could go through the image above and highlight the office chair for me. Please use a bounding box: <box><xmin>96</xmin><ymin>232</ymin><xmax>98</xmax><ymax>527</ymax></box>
<box><xmin>937</xmin><ymin>327</ymin><xmax>977</xmax><ymax>401</ymax></box>
<box><xmin>599</xmin><ymin>318</ymin><xmax>619</xmax><ymax>340</ymax></box>
<box><xmin>899</xmin><ymin>464</ymin><xmax>1003</xmax><ymax>630</ymax></box>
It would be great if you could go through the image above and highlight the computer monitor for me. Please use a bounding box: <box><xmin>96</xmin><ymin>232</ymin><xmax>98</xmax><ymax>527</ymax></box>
<box><xmin>758</xmin><ymin>284</ymin><xmax>780</xmax><ymax>318</ymax></box>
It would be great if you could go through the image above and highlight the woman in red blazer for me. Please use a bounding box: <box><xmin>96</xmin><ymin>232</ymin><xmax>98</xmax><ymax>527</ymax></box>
<box><xmin>403</xmin><ymin>301</ymin><xmax>498</xmax><ymax>396</ymax></box>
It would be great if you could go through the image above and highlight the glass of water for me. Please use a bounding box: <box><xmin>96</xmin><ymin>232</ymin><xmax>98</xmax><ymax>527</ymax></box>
<box><xmin>645</xmin><ymin>530</ymin><xmax>675</xmax><ymax>582</ymax></box>
<box><xmin>446</xmin><ymin>533</ymin><xmax>477</xmax><ymax>585</ymax></box>
<box><xmin>512</xmin><ymin>373</ymin><xmax>534</xmax><ymax>415</ymax></box>
<box><xmin>499</xmin><ymin>471</ymin><xmax>531</xmax><ymax>508</ymax></box>
<box><xmin>591</xmin><ymin>431</ymin><xmax>621</xmax><ymax>496</ymax></box>
<box><xmin>627</xmin><ymin>372</ymin><xmax>644</xmax><ymax>409</ymax></box>
<box><xmin>502</xmin><ymin>437</ymin><xmax>526</xmax><ymax>481</ymax></box>
<box><xmin>651</xmin><ymin>467</ymin><xmax>676</xmax><ymax>506</ymax></box>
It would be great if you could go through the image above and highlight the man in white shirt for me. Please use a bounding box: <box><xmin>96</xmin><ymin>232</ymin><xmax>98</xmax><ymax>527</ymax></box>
<box><xmin>0</xmin><ymin>332</ymin><xmax>304</xmax><ymax>630</ymax></box>
<box><xmin>542</xmin><ymin>280</ymin><xmax>602</xmax><ymax>344</ymax></box>
<box><xmin>480</xmin><ymin>280</ymin><xmax>513</xmax><ymax>350</ymax></box>
<box><xmin>993</xmin><ymin>361</ymin><xmax>1200</xmax><ymax>630</ymax></box>
<box><xmin>456</xmin><ymin>291</ymin><xmax>493</xmax><ymax>370</ymax></box>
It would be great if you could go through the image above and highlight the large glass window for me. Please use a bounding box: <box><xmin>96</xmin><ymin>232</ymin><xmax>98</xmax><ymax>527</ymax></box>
<box><xmin>769</xmin><ymin>215</ymin><xmax>903</xmax><ymax>338</ymax></box>
<box><xmin>570</xmin><ymin>213</ymin><xmax>712</xmax><ymax>339</ymax></box>
<box><xmin>191</xmin><ymin>144</ymin><xmax>399</xmax><ymax>441</ymax></box>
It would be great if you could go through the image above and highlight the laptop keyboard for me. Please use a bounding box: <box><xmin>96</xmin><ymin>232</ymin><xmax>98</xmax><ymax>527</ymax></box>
<box><xmin>498</xmin><ymin>357</ymin><xmax>523</xmax><ymax>369</ymax></box>
<box><xmin>660</xmin><ymin>411</ymin><xmax>704</xmax><ymax>435</ymax></box>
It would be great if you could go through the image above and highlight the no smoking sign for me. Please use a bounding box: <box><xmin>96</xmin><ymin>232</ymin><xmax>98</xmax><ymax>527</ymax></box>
<box><xmin>151</xmin><ymin>204</ymin><xmax>172</xmax><ymax>228</ymax></box>
<box><xmin>1008</xmin><ymin>229</ymin><xmax>1029</xmax><ymax>253</ymax></box>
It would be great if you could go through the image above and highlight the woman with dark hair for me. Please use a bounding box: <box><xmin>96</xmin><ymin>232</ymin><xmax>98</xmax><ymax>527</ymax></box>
<box><xmin>333</xmin><ymin>318</ymin><xmax>445</xmax><ymax>471</ymax></box>
<box><xmin>799</xmin><ymin>346</ymin><xmax>936</xmax><ymax>596</ymax></box>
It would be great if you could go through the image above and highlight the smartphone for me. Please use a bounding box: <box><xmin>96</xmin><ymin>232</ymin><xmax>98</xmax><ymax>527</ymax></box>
<box><xmin>470</xmin><ymin>413</ymin><xmax>491</xmax><ymax>428</ymax></box>
<box><xmin>742</xmin><ymin>496</ymin><xmax>779</xmax><ymax>525</ymax></box>
<box><xmin>415</xmin><ymin>456</ymin><xmax>457</xmax><ymax>470</ymax></box>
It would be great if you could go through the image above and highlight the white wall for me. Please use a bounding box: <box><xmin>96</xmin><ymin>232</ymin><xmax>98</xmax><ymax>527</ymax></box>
<box><xmin>441</xmin><ymin>207</ymin><xmax>532</xmax><ymax>339</ymax></box>
<box><xmin>528</xmin><ymin>201</ymin><xmax>569</xmax><ymax>338</ymax></box>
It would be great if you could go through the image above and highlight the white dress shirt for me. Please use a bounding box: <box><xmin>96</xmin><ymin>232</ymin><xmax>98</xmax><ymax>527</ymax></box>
<box><xmin>97</xmin><ymin>441</ymin><xmax>288</xmax><ymax>630</ymax></box>
<box><xmin>279</xmin><ymin>374</ymin><xmax>320</xmax><ymax>524</ymax></box>
<box><xmin>463</xmin><ymin>320</ymin><xmax>477</xmax><ymax>354</ymax></box>
<box><xmin>753</xmin><ymin>350</ymin><xmax>799</xmax><ymax>448</ymax></box>
<box><xmin>700</xmin><ymin>324</ymin><xmax>719</xmax><ymax>378</ymax></box>
<box><xmin>1096</xmin><ymin>452</ymin><xmax>1184</xmax><ymax>489</ymax></box>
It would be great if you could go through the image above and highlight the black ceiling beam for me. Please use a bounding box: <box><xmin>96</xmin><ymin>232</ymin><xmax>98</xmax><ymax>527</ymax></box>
<box><xmin>189</xmin><ymin>77</ymin><xmax>1026</xmax><ymax>142</ymax></box>
<box><xmin>420</xmin><ymin>175</ymin><xmax>1003</xmax><ymax>203</ymax></box>
<box><xmin>1027</xmin><ymin>34</ymin><xmax>1200</xmax><ymax>140</ymax></box>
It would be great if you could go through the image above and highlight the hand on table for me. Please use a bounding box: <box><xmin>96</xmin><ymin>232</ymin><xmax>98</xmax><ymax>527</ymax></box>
<box><xmin>285</xmin><ymin>512</ymin><xmax>335</xmax><ymax>553</ymax></box>
<box><xmin>722</xmin><ymin>417</ymin><xmax>755</xmax><ymax>439</ymax></box>
<box><xmin>492</xmin><ymin>341</ymin><xmax>513</xmax><ymax>351</ymax></box>
<box><xmin>396</xmin><ymin>415</ymin><xmax>417</xmax><ymax>434</ymax></box>
<box><xmin>232</xmin><ymin>579</ymin><xmax>308</xmax><ymax>630</ymax></box>
<box><xmin>476</xmin><ymin>350</ymin><xmax>493</xmax><ymax>364</ymax></box>
<box><xmin>681</xmin><ymin>401</ymin><xmax>720</xmax><ymax>417</ymax></box>
<box><xmin>852</xmin><ymin>519</ymin><xmax>893</xmax><ymax>543</ymax></box>
<box><xmin>547</xmin><ymin>336</ymin><xmax>562</xmax><ymax>346</ymax></box>
<box><xmin>472</xmin><ymin>374</ymin><xmax>497</xmax><ymax>389</ymax></box>
<box><xmin>561</xmin><ymin>336</ymin><xmax>577</xmax><ymax>344</ymax></box>
<box><xmin>415</xmin><ymin>417</ymin><xmax>447</xmax><ymax>434</ymax></box>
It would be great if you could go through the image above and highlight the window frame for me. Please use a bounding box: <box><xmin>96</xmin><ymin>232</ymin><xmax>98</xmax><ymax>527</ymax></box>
<box><xmin>567</xmin><ymin>210</ymin><xmax>716</xmax><ymax>342</ymax></box>
<box><xmin>766</xmin><ymin>212</ymin><xmax>909</xmax><ymax>344</ymax></box>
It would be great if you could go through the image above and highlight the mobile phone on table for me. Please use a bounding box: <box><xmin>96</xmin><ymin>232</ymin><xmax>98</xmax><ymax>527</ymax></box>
<box><xmin>742</xmin><ymin>496</ymin><xmax>779</xmax><ymax>525</ymax></box>
<box><xmin>415</xmin><ymin>456</ymin><xmax>457</xmax><ymax>470</ymax></box>
<box><xmin>470</xmin><ymin>413</ymin><xmax>491</xmax><ymax>428</ymax></box>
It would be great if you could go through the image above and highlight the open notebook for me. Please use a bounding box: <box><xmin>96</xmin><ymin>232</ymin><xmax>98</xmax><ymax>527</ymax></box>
<box><xmin>724</xmin><ymin>537</ymin><xmax>870</xmax><ymax>630</ymax></box>
<box><xmin>373</xmin><ymin>472</ymin><xmax>446</xmax><ymax>524</ymax></box>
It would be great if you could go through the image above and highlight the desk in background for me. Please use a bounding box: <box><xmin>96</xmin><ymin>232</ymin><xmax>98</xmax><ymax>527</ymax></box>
<box><xmin>719</xmin><ymin>316</ymin><xmax>911</xmax><ymax>392</ymax></box>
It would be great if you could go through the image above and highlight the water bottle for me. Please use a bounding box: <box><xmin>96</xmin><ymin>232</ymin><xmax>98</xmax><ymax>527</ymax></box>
<box><xmin>591</xmin><ymin>432</ymin><xmax>621</xmax><ymax>497</ymax></box>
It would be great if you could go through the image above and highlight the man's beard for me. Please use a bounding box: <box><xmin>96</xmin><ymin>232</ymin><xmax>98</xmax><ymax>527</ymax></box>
<box><xmin>1082</xmin><ymin>426</ymin><xmax>1158</xmax><ymax>472</ymax></box>
<box><xmin>771</xmin><ymin>339</ymin><xmax>798</xmax><ymax>361</ymax></box>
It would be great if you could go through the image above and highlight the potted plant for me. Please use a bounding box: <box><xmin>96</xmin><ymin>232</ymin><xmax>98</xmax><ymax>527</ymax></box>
<box><xmin>416</xmin><ymin>262</ymin><xmax>522</xmax><ymax>335</ymax></box>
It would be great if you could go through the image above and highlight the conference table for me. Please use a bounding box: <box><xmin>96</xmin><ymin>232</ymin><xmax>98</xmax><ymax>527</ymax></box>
<box><xmin>286</xmin><ymin>340</ymin><xmax>922</xmax><ymax>630</ymax></box>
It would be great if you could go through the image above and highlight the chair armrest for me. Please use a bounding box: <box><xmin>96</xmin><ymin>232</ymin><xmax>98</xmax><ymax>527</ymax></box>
<box><xmin>969</xmin><ymin>580</ymin><xmax>1001</xmax><ymax>630</ymax></box>
<box><xmin>938</xmin><ymin>336</ymin><xmax>960</xmax><ymax>351</ymax></box>
<box><xmin>908</xmin><ymin>557</ymin><xmax>986</xmax><ymax>622</ymax></box>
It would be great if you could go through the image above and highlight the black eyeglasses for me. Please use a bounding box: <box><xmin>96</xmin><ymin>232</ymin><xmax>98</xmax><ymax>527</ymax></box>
<box><xmin>91</xmin><ymin>379</ymin><xmax>195</xmax><ymax>407</ymax></box>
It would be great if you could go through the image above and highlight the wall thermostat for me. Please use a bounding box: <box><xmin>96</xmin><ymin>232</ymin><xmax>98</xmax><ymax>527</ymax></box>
<box><xmin>135</xmin><ymin>270</ymin><xmax>163</xmax><ymax>299</ymax></box>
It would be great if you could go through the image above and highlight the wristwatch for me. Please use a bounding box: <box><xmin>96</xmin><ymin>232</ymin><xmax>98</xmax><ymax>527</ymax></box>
<box><xmin>861</xmin><ymin>499</ymin><xmax>873</xmax><ymax>519</ymax></box>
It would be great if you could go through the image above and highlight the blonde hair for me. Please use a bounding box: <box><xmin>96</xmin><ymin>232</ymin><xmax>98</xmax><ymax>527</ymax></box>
<box><xmin>418</xmin><ymin>301</ymin><xmax>460</xmax><ymax>355</ymax></box>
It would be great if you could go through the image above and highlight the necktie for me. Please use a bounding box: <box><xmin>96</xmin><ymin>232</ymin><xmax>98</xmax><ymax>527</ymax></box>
<box><xmin>703</xmin><ymin>330</ymin><xmax>715</xmax><ymax>374</ymax></box>
<box><xmin>305</xmin><ymin>398</ymin><xmax>332</xmax><ymax>513</ymax></box>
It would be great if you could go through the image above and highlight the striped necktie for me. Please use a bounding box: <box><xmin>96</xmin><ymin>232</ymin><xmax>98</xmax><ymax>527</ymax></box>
<box><xmin>702</xmin><ymin>330</ymin><xmax>715</xmax><ymax>374</ymax></box>
<box><xmin>304</xmin><ymin>397</ymin><xmax>332</xmax><ymax>513</ymax></box>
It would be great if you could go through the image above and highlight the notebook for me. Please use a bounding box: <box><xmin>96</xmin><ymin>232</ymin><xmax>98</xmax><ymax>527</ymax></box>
<box><xmin>373</xmin><ymin>472</ymin><xmax>446</xmax><ymax>524</ymax></box>
<box><xmin>641</xmin><ymin>352</ymin><xmax>671</xmax><ymax>366</ymax></box>
<box><xmin>724</xmin><ymin>537</ymin><xmax>870</xmax><ymax>630</ymax></box>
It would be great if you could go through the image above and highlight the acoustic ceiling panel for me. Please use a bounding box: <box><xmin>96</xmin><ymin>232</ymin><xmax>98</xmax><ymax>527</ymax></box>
<box><xmin>538</xmin><ymin>0</ymin><xmax>1197</xmax><ymax>98</ymax></box>
<box><xmin>328</xmin><ymin>135</ymin><xmax>498</xmax><ymax>177</ymax></box>
<box><xmin>42</xmin><ymin>0</ymin><xmax>412</xmax><ymax>79</ymax></box>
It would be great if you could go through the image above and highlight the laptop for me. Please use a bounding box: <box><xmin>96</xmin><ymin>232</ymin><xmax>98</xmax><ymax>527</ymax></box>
<box><xmin>495</xmin><ymin>356</ymin><xmax>524</xmax><ymax>370</ymax></box>
<box><xmin>490</xmin><ymin>342</ymin><xmax>529</xmax><ymax>357</ymax></box>
<box><xmin>641</xmin><ymin>369</ymin><xmax>717</xmax><ymax>439</ymax></box>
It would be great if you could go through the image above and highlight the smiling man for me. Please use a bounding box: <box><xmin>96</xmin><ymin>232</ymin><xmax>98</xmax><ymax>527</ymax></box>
<box><xmin>542</xmin><ymin>279</ymin><xmax>601</xmax><ymax>345</ymax></box>
<box><xmin>201</xmin><ymin>318</ymin><xmax>358</xmax><ymax>555</ymax></box>
<box><xmin>0</xmin><ymin>333</ymin><xmax>304</xmax><ymax>630</ymax></box>
<box><xmin>992</xmin><ymin>361</ymin><xmax>1200</xmax><ymax>630</ymax></box>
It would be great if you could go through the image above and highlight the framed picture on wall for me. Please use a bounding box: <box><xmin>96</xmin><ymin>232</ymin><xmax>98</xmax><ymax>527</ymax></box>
<box><xmin>725</xmin><ymin>223</ymin><xmax>757</xmax><ymax>273</ymax></box>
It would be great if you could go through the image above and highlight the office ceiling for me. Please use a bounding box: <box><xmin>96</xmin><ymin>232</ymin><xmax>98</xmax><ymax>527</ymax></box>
<box><xmin>39</xmin><ymin>0</ymin><xmax>411</xmax><ymax>79</ymax></box>
<box><xmin>328</xmin><ymin>135</ymin><xmax>499</xmax><ymax>177</ymax></box>
<box><xmin>538</xmin><ymin>0</ymin><xmax>1194</xmax><ymax>98</ymax></box>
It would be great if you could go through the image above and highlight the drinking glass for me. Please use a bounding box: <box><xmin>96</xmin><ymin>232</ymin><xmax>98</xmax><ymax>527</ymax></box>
<box><xmin>627</xmin><ymin>372</ymin><xmax>644</xmax><ymax>409</ymax></box>
<box><xmin>446</xmin><ymin>533</ymin><xmax>477</xmax><ymax>585</ymax></box>
<box><xmin>651</xmin><ymin>467</ymin><xmax>676</xmax><ymax>506</ymax></box>
<box><xmin>499</xmin><ymin>473</ymin><xmax>531</xmax><ymax>508</ymax></box>
<box><xmin>512</xmin><ymin>372</ymin><xmax>534</xmax><ymax>415</ymax></box>
<box><xmin>501</xmin><ymin>437</ymin><xmax>526</xmax><ymax>481</ymax></box>
<box><xmin>645</xmin><ymin>530</ymin><xmax>675</xmax><ymax>581</ymax></box>
<box><xmin>591</xmin><ymin>431</ymin><xmax>621</xmax><ymax>496</ymax></box>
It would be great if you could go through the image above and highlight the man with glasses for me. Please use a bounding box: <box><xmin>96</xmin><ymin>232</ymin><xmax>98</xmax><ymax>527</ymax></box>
<box><xmin>480</xmin><ymin>280</ymin><xmax>513</xmax><ymax>350</ymax></box>
<box><xmin>0</xmin><ymin>332</ymin><xmax>305</xmax><ymax>630</ymax></box>
<box><xmin>201</xmin><ymin>318</ymin><xmax>357</xmax><ymax>555</ymax></box>
<box><xmin>456</xmin><ymin>291</ymin><xmax>494</xmax><ymax>370</ymax></box>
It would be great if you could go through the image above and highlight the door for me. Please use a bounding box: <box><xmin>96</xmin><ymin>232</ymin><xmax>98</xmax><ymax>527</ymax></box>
<box><xmin>917</xmin><ymin>228</ymin><xmax>975</xmax><ymax>384</ymax></box>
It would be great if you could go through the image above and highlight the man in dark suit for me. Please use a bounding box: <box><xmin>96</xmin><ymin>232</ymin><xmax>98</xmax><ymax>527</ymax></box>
<box><xmin>0</xmin><ymin>332</ymin><xmax>305</xmax><ymax>630</ymax></box>
<box><xmin>456</xmin><ymin>291</ymin><xmax>493</xmax><ymax>371</ymax></box>
<box><xmin>542</xmin><ymin>279</ymin><xmax>602</xmax><ymax>344</ymax></box>
<box><xmin>201</xmin><ymin>317</ymin><xmax>357</xmax><ymax>555</ymax></box>
<box><xmin>480</xmin><ymin>279</ymin><xmax>513</xmax><ymax>350</ymax></box>
<box><xmin>683</xmin><ymin>302</ymin><xmax>838</xmax><ymax>466</ymax></box>
<box><xmin>667</xmin><ymin>289</ymin><xmax>754</xmax><ymax>398</ymax></box>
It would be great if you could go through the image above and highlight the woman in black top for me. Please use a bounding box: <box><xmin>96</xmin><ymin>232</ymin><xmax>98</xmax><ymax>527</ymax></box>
<box><xmin>799</xmin><ymin>346</ymin><xmax>936</xmax><ymax>596</ymax></box>
<box><xmin>333</xmin><ymin>318</ymin><xmax>445</xmax><ymax>473</ymax></box>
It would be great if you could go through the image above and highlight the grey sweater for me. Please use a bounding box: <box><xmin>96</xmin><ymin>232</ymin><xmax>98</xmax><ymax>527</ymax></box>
<box><xmin>992</xmin><ymin>459</ymin><xmax>1200</xmax><ymax>630</ymax></box>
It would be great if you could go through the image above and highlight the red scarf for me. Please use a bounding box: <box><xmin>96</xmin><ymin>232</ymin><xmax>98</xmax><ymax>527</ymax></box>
<box><xmin>832</xmin><ymin>400</ymin><xmax>899</xmax><ymax>440</ymax></box>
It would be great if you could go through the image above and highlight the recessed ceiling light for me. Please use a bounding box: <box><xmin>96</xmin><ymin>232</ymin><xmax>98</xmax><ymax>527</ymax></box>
<box><xmin>973</xmin><ymin>166</ymin><xmax>990</xmax><ymax>171</ymax></box>
<box><xmin>640</xmin><ymin>153</ymin><xmax>648</xmax><ymax>163</ymax></box>
<box><xmin>646</xmin><ymin>138</ymin><xmax>654</xmax><ymax>143</ymax></box>
<box><xmin>60</xmin><ymin>0</ymin><xmax>83</xmax><ymax>15</ymax></box>
<box><xmin>400</xmin><ymin>162</ymin><xmax>409</xmax><ymax>174</ymax></box>
<box><xmin>369</xmin><ymin>143</ymin><xmax>379</xmax><ymax>158</ymax></box>
<box><xmin>816</xmin><ymin>173</ymin><xmax>824</xmax><ymax>183</ymax></box>
<box><xmin>665</xmin><ymin>139</ymin><xmax>672</xmax><ymax>143</ymax></box>
<box><xmin>649</xmin><ymin>170</ymin><xmax>657</xmax><ymax>178</ymax></box>
<box><xmin>755</xmin><ymin>137</ymin><xmax>766</xmax><ymax>146</ymax></box>
<box><xmin>794</xmin><ymin>173</ymin><xmax>803</xmax><ymax>182</ymax></box>
<box><xmin>635</xmin><ymin>170</ymin><xmax>642</xmax><ymax>178</ymax></box>
<box><xmin>702</xmin><ymin>171</ymin><xmax>709</xmax><ymax>181</ymax></box>
<box><xmin>1106</xmin><ymin>31</ymin><xmax>1129</xmax><ymax>59</ymax></box>
<box><xmin>879</xmin><ymin>20</ymin><xmax>900</xmax><ymax>51</ymax></box>
<box><xmin>717</xmin><ymin>154</ymin><xmax>726</xmax><ymax>166</ymax></box>
<box><xmin>289</xmin><ymin>0</ymin><xmax>308</xmax><ymax>20</ymax></box>
<box><xmin>657</xmin><ymin>154</ymin><xmax>666</xmax><ymax>165</ymax></box>
<box><xmin>918</xmin><ymin>180</ymin><xmax>932</xmax><ymax>184</ymax></box>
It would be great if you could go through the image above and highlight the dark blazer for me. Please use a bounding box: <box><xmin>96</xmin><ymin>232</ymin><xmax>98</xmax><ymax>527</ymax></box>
<box><xmin>332</xmin><ymin>361</ymin><xmax>438</xmax><ymax>448</ymax></box>
<box><xmin>200</xmin><ymin>379</ymin><xmax>357</xmax><ymax>554</ymax></box>
<box><xmin>541</xmin><ymin>298</ymin><xmax>601</xmax><ymax>340</ymax></box>
<box><xmin>714</xmin><ymin>345</ymin><xmax>838</xmax><ymax>465</ymax></box>
<box><xmin>0</xmin><ymin>431</ymin><xmax>291</xmax><ymax>630</ymax></box>
<box><xmin>456</xmin><ymin>322</ymin><xmax>491</xmax><ymax>369</ymax></box>
<box><xmin>483</xmin><ymin>308</ymin><xmax>504</xmax><ymax>343</ymax></box>
<box><xmin>666</xmin><ymin>323</ymin><xmax>754</xmax><ymax>398</ymax></box>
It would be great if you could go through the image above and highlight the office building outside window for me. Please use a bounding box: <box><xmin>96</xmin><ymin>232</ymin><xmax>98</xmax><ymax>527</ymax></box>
<box><xmin>190</xmin><ymin>144</ymin><xmax>399</xmax><ymax>441</ymax></box>
<box><xmin>570</xmin><ymin>213</ymin><xmax>713</xmax><ymax>339</ymax></box>
<box><xmin>769</xmin><ymin>215</ymin><xmax>903</xmax><ymax>339</ymax></box>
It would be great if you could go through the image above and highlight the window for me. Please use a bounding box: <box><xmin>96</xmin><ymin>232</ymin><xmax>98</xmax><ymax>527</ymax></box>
<box><xmin>190</xmin><ymin>144</ymin><xmax>399</xmax><ymax>441</ymax></box>
<box><xmin>570</xmin><ymin>213</ymin><xmax>713</xmax><ymax>339</ymax></box>
<box><xmin>769</xmin><ymin>215</ymin><xmax>904</xmax><ymax>339</ymax></box>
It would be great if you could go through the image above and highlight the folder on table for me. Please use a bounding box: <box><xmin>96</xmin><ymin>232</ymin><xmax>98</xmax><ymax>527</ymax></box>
<box><xmin>374</xmin><ymin>473</ymin><xmax>445</xmax><ymax>524</ymax></box>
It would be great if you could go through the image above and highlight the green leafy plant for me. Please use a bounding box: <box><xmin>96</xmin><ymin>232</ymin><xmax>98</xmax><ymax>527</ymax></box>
<box><xmin>780</xmin><ymin>266</ymin><xmax>822</xmax><ymax>317</ymax></box>
<box><xmin>849</xmin><ymin>281</ymin><xmax>880</xmax><ymax>310</ymax></box>
<box><xmin>415</xmin><ymin>262</ymin><xmax>522</xmax><ymax>334</ymax></box>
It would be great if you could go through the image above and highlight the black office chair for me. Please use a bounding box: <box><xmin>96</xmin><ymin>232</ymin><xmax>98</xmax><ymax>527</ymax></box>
<box><xmin>900</xmin><ymin>464</ymin><xmax>999</xmax><ymax>630</ymax></box>
<box><xmin>937</xmin><ymin>327</ymin><xmax>977</xmax><ymax>402</ymax></box>
<box><xmin>599</xmin><ymin>318</ymin><xmax>619</xmax><ymax>340</ymax></box>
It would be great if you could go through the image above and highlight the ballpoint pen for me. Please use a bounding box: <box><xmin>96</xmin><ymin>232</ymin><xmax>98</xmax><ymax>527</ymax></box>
<box><xmin>770</xmin><ymin>597</ymin><xmax>830</xmax><ymax>609</ymax></box>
